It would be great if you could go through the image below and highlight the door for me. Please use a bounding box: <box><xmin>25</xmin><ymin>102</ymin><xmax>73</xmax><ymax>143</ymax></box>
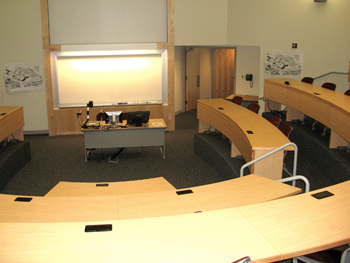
<box><xmin>212</xmin><ymin>48</ymin><xmax>235</xmax><ymax>98</ymax></box>
<box><xmin>185</xmin><ymin>48</ymin><xmax>200</xmax><ymax>111</ymax></box>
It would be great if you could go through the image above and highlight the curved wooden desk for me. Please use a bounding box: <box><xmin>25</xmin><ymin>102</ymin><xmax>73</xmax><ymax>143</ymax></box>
<box><xmin>197</xmin><ymin>99</ymin><xmax>292</xmax><ymax>180</ymax></box>
<box><xmin>0</xmin><ymin>106</ymin><xmax>24</xmax><ymax>142</ymax></box>
<box><xmin>264</xmin><ymin>78</ymin><xmax>350</xmax><ymax>148</ymax></box>
<box><xmin>0</xmin><ymin>179</ymin><xmax>349</xmax><ymax>263</ymax></box>
<box><xmin>0</xmin><ymin>175</ymin><xmax>300</xmax><ymax>223</ymax></box>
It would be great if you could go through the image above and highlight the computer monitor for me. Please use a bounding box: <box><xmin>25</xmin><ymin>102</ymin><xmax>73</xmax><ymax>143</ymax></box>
<box><xmin>106</xmin><ymin>111</ymin><xmax>122</xmax><ymax>127</ymax></box>
<box><xmin>127</xmin><ymin>111</ymin><xmax>150</xmax><ymax>127</ymax></box>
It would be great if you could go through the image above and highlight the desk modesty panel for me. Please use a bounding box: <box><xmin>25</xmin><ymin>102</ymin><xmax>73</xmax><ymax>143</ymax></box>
<box><xmin>264</xmin><ymin>78</ymin><xmax>350</xmax><ymax>147</ymax></box>
<box><xmin>197</xmin><ymin>99</ymin><xmax>291</xmax><ymax>180</ymax></box>
<box><xmin>0</xmin><ymin>106</ymin><xmax>24</xmax><ymax>142</ymax></box>
<box><xmin>1</xmin><ymin>180</ymin><xmax>349</xmax><ymax>263</ymax></box>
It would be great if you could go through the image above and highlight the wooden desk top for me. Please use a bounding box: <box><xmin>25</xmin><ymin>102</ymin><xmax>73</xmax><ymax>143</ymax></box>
<box><xmin>198</xmin><ymin>98</ymin><xmax>291</xmax><ymax>149</ymax></box>
<box><xmin>0</xmin><ymin>195</ymin><xmax>118</xmax><ymax>223</ymax></box>
<box><xmin>237</xmin><ymin>180</ymin><xmax>350</xmax><ymax>260</ymax></box>
<box><xmin>265</xmin><ymin>78</ymin><xmax>350</xmax><ymax>117</ymax></box>
<box><xmin>1</xmin><ymin>180</ymin><xmax>349</xmax><ymax>262</ymax></box>
<box><xmin>0</xmin><ymin>208</ymin><xmax>282</xmax><ymax>263</ymax></box>
<box><xmin>118</xmin><ymin>174</ymin><xmax>301</xmax><ymax>219</ymax></box>
<box><xmin>0</xmin><ymin>106</ymin><xmax>23</xmax><ymax>120</ymax></box>
<box><xmin>45</xmin><ymin>177</ymin><xmax>176</xmax><ymax>197</ymax></box>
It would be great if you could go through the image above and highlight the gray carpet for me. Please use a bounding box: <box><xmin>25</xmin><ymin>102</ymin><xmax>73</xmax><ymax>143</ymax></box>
<box><xmin>1</xmin><ymin>109</ymin><xmax>224</xmax><ymax>196</ymax></box>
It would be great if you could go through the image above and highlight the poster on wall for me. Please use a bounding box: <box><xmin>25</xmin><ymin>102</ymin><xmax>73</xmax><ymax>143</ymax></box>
<box><xmin>2</xmin><ymin>62</ymin><xmax>44</xmax><ymax>94</ymax></box>
<box><xmin>264</xmin><ymin>51</ymin><xmax>303</xmax><ymax>80</ymax></box>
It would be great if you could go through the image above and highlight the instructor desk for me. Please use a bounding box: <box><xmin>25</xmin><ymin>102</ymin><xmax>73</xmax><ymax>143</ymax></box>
<box><xmin>82</xmin><ymin>119</ymin><xmax>166</xmax><ymax>162</ymax></box>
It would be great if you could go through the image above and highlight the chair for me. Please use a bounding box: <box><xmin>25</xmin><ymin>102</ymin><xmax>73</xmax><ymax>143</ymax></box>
<box><xmin>279</xmin><ymin>124</ymin><xmax>293</xmax><ymax>138</ymax></box>
<box><xmin>247</xmin><ymin>103</ymin><xmax>260</xmax><ymax>114</ymax></box>
<box><xmin>344</xmin><ymin>89</ymin><xmax>350</xmax><ymax>96</ymax></box>
<box><xmin>268</xmin><ymin>116</ymin><xmax>281</xmax><ymax>127</ymax></box>
<box><xmin>321</xmin><ymin>82</ymin><xmax>336</xmax><ymax>91</ymax></box>
<box><xmin>312</xmin><ymin>82</ymin><xmax>336</xmax><ymax>134</ymax></box>
<box><xmin>301</xmin><ymin>77</ymin><xmax>314</xmax><ymax>84</ymax></box>
<box><xmin>232</xmin><ymin>96</ymin><xmax>243</xmax><ymax>105</ymax></box>
<box><xmin>293</xmin><ymin>246</ymin><xmax>350</xmax><ymax>263</ymax></box>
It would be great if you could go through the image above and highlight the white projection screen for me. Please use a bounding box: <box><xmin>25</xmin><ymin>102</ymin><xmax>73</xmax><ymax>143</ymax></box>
<box><xmin>48</xmin><ymin>0</ymin><xmax>167</xmax><ymax>44</ymax></box>
<box><xmin>51</xmin><ymin>50</ymin><xmax>167</xmax><ymax>108</ymax></box>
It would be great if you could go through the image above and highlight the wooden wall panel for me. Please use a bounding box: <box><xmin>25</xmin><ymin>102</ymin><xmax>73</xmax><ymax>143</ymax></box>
<box><xmin>212</xmin><ymin>49</ymin><xmax>235</xmax><ymax>99</ymax></box>
<box><xmin>185</xmin><ymin>48</ymin><xmax>200</xmax><ymax>111</ymax></box>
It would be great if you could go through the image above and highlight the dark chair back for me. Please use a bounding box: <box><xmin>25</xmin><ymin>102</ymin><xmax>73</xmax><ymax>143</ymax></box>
<box><xmin>232</xmin><ymin>96</ymin><xmax>243</xmax><ymax>105</ymax></box>
<box><xmin>321</xmin><ymin>82</ymin><xmax>336</xmax><ymax>91</ymax></box>
<box><xmin>247</xmin><ymin>103</ymin><xmax>260</xmax><ymax>114</ymax></box>
<box><xmin>301</xmin><ymin>77</ymin><xmax>314</xmax><ymax>84</ymax></box>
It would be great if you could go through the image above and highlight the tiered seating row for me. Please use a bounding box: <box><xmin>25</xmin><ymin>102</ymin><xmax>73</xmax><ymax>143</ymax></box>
<box><xmin>0</xmin><ymin>175</ymin><xmax>300</xmax><ymax>223</ymax></box>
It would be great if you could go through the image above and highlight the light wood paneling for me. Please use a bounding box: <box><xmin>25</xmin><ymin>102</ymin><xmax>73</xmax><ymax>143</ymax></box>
<box><xmin>212</xmin><ymin>48</ymin><xmax>235</xmax><ymax>99</ymax></box>
<box><xmin>185</xmin><ymin>48</ymin><xmax>200</xmax><ymax>111</ymax></box>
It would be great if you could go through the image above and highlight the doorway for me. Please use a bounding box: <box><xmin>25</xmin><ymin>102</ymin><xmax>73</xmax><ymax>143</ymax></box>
<box><xmin>185</xmin><ymin>47</ymin><xmax>236</xmax><ymax>111</ymax></box>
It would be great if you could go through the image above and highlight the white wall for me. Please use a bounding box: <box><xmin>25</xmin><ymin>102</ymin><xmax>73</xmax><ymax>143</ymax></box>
<box><xmin>174</xmin><ymin>0</ymin><xmax>228</xmax><ymax>45</ymax></box>
<box><xmin>235</xmin><ymin>46</ymin><xmax>260</xmax><ymax>96</ymax></box>
<box><xmin>0</xmin><ymin>0</ymin><xmax>48</xmax><ymax>132</ymax></box>
<box><xmin>227</xmin><ymin>0</ymin><xmax>350</xmax><ymax>101</ymax></box>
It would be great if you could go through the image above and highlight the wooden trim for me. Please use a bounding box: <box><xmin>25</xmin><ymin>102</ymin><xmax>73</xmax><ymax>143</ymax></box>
<box><xmin>40</xmin><ymin>0</ymin><xmax>56</xmax><ymax>136</ymax></box>
<box><xmin>40</xmin><ymin>0</ymin><xmax>175</xmax><ymax>135</ymax></box>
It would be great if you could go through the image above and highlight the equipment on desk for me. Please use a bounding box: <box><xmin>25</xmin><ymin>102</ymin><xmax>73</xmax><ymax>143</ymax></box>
<box><xmin>127</xmin><ymin>111</ymin><xmax>150</xmax><ymax>127</ymax></box>
<box><xmin>76</xmin><ymin>101</ymin><xmax>101</xmax><ymax>128</ymax></box>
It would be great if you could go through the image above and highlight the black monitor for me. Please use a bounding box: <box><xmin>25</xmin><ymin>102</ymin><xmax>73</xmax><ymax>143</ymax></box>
<box><xmin>127</xmin><ymin>111</ymin><xmax>150</xmax><ymax>127</ymax></box>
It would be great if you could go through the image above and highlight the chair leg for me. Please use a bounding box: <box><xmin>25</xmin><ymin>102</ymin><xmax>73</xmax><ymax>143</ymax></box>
<box><xmin>322</xmin><ymin>127</ymin><xmax>327</xmax><ymax>136</ymax></box>
<box><xmin>312</xmin><ymin>120</ymin><xmax>317</xmax><ymax>130</ymax></box>
<box><xmin>301</xmin><ymin>115</ymin><xmax>306</xmax><ymax>125</ymax></box>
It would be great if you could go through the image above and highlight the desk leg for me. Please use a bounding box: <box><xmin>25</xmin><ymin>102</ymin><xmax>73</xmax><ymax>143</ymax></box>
<box><xmin>160</xmin><ymin>145</ymin><xmax>165</xmax><ymax>159</ymax></box>
<box><xmin>329</xmin><ymin>130</ymin><xmax>348</xmax><ymax>149</ymax></box>
<box><xmin>286</xmin><ymin>107</ymin><xmax>304</xmax><ymax>122</ymax></box>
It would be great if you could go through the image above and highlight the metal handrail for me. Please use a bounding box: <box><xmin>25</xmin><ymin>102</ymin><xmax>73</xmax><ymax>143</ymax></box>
<box><xmin>314</xmin><ymin>71</ymin><xmax>348</xmax><ymax>80</ymax></box>
<box><xmin>278</xmin><ymin>175</ymin><xmax>310</xmax><ymax>192</ymax></box>
<box><xmin>240</xmin><ymin>142</ymin><xmax>298</xmax><ymax>178</ymax></box>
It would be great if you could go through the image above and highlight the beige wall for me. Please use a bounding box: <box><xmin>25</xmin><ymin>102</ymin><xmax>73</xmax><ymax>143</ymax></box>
<box><xmin>0</xmin><ymin>0</ymin><xmax>48</xmax><ymax>132</ymax></box>
<box><xmin>1</xmin><ymin>0</ymin><xmax>349</xmax><ymax>131</ymax></box>
<box><xmin>227</xmin><ymin>0</ymin><xmax>350</xmax><ymax>99</ymax></box>
<box><xmin>174</xmin><ymin>0</ymin><xmax>228</xmax><ymax>45</ymax></box>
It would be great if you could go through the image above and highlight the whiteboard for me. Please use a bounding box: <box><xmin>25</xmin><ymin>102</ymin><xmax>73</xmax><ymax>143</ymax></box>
<box><xmin>51</xmin><ymin>50</ymin><xmax>167</xmax><ymax>108</ymax></box>
<box><xmin>48</xmin><ymin>0</ymin><xmax>167</xmax><ymax>45</ymax></box>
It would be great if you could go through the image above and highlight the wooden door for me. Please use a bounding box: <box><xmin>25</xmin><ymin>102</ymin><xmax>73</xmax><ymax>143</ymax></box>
<box><xmin>212</xmin><ymin>49</ymin><xmax>235</xmax><ymax>98</ymax></box>
<box><xmin>185</xmin><ymin>48</ymin><xmax>200</xmax><ymax>111</ymax></box>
